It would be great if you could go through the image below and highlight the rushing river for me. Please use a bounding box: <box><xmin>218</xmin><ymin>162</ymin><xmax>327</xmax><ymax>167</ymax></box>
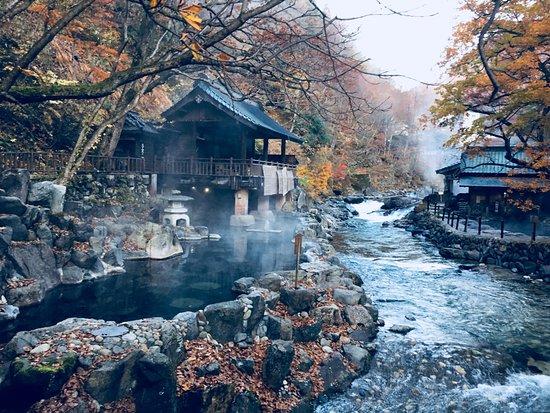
<box><xmin>318</xmin><ymin>200</ymin><xmax>550</xmax><ymax>413</ymax></box>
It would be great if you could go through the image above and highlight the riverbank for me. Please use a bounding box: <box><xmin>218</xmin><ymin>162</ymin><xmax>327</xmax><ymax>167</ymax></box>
<box><xmin>397</xmin><ymin>206</ymin><xmax>550</xmax><ymax>280</ymax></box>
<box><xmin>0</xmin><ymin>196</ymin><xmax>380</xmax><ymax>412</ymax></box>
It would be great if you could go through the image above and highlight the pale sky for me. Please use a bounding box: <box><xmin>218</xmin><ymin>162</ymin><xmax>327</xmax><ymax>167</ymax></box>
<box><xmin>320</xmin><ymin>0</ymin><xmax>465</xmax><ymax>90</ymax></box>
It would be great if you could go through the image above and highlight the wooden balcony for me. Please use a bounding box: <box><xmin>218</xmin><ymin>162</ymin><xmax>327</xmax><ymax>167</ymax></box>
<box><xmin>0</xmin><ymin>152</ymin><xmax>297</xmax><ymax>178</ymax></box>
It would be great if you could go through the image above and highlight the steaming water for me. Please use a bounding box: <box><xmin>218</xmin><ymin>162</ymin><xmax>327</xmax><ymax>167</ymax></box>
<box><xmin>318</xmin><ymin>200</ymin><xmax>550</xmax><ymax>413</ymax></box>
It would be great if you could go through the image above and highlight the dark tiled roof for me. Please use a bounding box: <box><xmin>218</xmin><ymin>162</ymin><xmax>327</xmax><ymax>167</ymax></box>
<box><xmin>163</xmin><ymin>81</ymin><xmax>303</xmax><ymax>143</ymax></box>
<box><xmin>123</xmin><ymin>111</ymin><xmax>159</xmax><ymax>135</ymax></box>
<box><xmin>460</xmin><ymin>146</ymin><xmax>533</xmax><ymax>175</ymax></box>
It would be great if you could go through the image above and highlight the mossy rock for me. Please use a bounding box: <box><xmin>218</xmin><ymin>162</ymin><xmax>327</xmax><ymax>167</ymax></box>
<box><xmin>10</xmin><ymin>352</ymin><xmax>78</xmax><ymax>401</ymax></box>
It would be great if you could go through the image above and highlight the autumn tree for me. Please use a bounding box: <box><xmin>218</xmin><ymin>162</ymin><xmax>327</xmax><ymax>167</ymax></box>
<box><xmin>431</xmin><ymin>0</ymin><xmax>549</xmax><ymax>179</ymax></box>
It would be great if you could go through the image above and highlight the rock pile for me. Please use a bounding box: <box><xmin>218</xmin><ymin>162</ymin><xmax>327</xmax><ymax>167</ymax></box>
<box><xmin>0</xmin><ymin>193</ymin><xmax>379</xmax><ymax>412</ymax></box>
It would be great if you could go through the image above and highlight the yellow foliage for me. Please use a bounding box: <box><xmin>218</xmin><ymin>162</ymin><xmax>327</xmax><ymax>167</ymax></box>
<box><xmin>180</xmin><ymin>5</ymin><xmax>202</xmax><ymax>31</ymax></box>
<box><xmin>297</xmin><ymin>162</ymin><xmax>332</xmax><ymax>199</ymax></box>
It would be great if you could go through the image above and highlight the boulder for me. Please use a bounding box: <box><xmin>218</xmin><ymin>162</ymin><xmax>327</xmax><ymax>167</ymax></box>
<box><xmin>70</xmin><ymin>250</ymin><xmax>100</xmax><ymax>270</ymax></box>
<box><xmin>0</xmin><ymin>214</ymin><xmax>27</xmax><ymax>241</ymax></box>
<box><xmin>388</xmin><ymin>324</ymin><xmax>415</xmax><ymax>335</ymax></box>
<box><xmin>296</xmin><ymin>349</ymin><xmax>314</xmax><ymax>372</ymax></box>
<box><xmin>60</xmin><ymin>264</ymin><xmax>84</xmax><ymax>284</ymax></box>
<box><xmin>293</xmin><ymin>319</ymin><xmax>323</xmax><ymax>342</ymax></box>
<box><xmin>202</xmin><ymin>384</ymin><xmax>236</xmax><ymax>413</ymax></box>
<box><xmin>84</xmin><ymin>351</ymin><xmax>141</xmax><ymax>404</ymax></box>
<box><xmin>0</xmin><ymin>196</ymin><xmax>27</xmax><ymax>216</ymax></box>
<box><xmin>8</xmin><ymin>242</ymin><xmax>59</xmax><ymax>290</ymax></box>
<box><xmin>342</xmin><ymin>344</ymin><xmax>372</xmax><ymax>371</ymax></box>
<box><xmin>103</xmin><ymin>247</ymin><xmax>124</xmax><ymax>267</ymax></box>
<box><xmin>243</xmin><ymin>291</ymin><xmax>265</xmax><ymax>333</ymax></box>
<box><xmin>256</xmin><ymin>273</ymin><xmax>283</xmax><ymax>292</ymax></box>
<box><xmin>173</xmin><ymin>311</ymin><xmax>199</xmax><ymax>340</ymax></box>
<box><xmin>311</xmin><ymin>304</ymin><xmax>343</xmax><ymax>325</ymax></box>
<box><xmin>381</xmin><ymin>196</ymin><xmax>416</xmax><ymax>210</ymax></box>
<box><xmin>262</xmin><ymin>340</ymin><xmax>294</xmax><ymax>390</ymax></box>
<box><xmin>232</xmin><ymin>277</ymin><xmax>255</xmax><ymax>294</ymax></box>
<box><xmin>20</xmin><ymin>206</ymin><xmax>43</xmax><ymax>228</ymax></box>
<box><xmin>6</xmin><ymin>282</ymin><xmax>44</xmax><ymax>307</ymax></box>
<box><xmin>229</xmin><ymin>391</ymin><xmax>261</xmax><ymax>413</ymax></box>
<box><xmin>344</xmin><ymin>305</ymin><xmax>375</xmax><ymax>327</ymax></box>
<box><xmin>320</xmin><ymin>352</ymin><xmax>356</xmax><ymax>394</ymax></box>
<box><xmin>231</xmin><ymin>358</ymin><xmax>255</xmax><ymax>376</ymax></box>
<box><xmin>265</xmin><ymin>314</ymin><xmax>293</xmax><ymax>340</ymax></box>
<box><xmin>280</xmin><ymin>287</ymin><xmax>316</xmax><ymax>314</ymax></box>
<box><xmin>196</xmin><ymin>362</ymin><xmax>221</xmax><ymax>377</ymax></box>
<box><xmin>333</xmin><ymin>288</ymin><xmax>363</xmax><ymax>305</ymax></box>
<box><xmin>0</xmin><ymin>304</ymin><xmax>19</xmax><ymax>321</ymax></box>
<box><xmin>203</xmin><ymin>300</ymin><xmax>245</xmax><ymax>343</ymax></box>
<box><xmin>127</xmin><ymin>222</ymin><xmax>182</xmax><ymax>260</ymax></box>
<box><xmin>10</xmin><ymin>353</ymin><xmax>78</xmax><ymax>405</ymax></box>
<box><xmin>0</xmin><ymin>170</ymin><xmax>30</xmax><ymax>202</ymax></box>
<box><xmin>28</xmin><ymin>181</ymin><xmax>66</xmax><ymax>214</ymax></box>
<box><xmin>343</xmin><ymin>195</ymin><xmax>364</xmax><ymax>204</ymax></box>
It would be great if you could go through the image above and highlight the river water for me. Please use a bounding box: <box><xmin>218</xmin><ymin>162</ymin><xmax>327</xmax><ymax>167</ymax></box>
<box><xmin>318</xmin><ymin>200</ymin><xmax>550</xmax><ymax>413</ymax></box>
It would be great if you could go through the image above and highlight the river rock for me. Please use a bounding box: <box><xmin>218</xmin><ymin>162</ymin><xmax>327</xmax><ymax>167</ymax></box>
<box><xmin>389</xmin><ymin>324</ymin><xmax>415</xmax><ymax>335</ymax></box>
<box><xmin>231</xmin><ymin>358</ymin><xmax>255</xmax><ymax>375</ymax></box>
<box><xmin>320</xmin><ymin>352</ymin><xmax>355</xmax><ymax>394</ymax></box>
<box><xmin>173</xmin><ymin>311</ymin><xmax>199</xmax><ymax>340</ymax></box>
<box><xmin>0</xmin><ymin>169</ymin><xmax>30</xmax><ymax>202</ymax></box>
<box><xmin>90</xmin><ymin>325</ymin><xmax>129</xmax><ymax>338</ymax></box>
<box><xmin>28</xmin><ymin>181</ymin><xmax>66</xmax><ymax>214</ymax></box>
<box><xmin>343</xmin><ymin>305</ymin><xmax>374</xmax><ymax>327</ymax></box>
<box><xmin>8</xmin><ymin>242</ymin><xmax>59</xmax><ymax>289</ymax></box>
<box><xmin>0</xmin><ymin>304</ymin><xmax>19</xmax><ymax>321</ymax></box>
<box><xmin>203</xmin><ymin>300</ymin><xmax>245</xmax><ymax>343</ymax></box>
<box><xmin>0</xmin><ymin>214</ymin><xmax>27</xmax><ymax>241</ymax></box>
<box><xmin>60</xmin><ymin>264</ymin><xmax>84</xmax><ymax>284</ymax></box>
<box><xmin>280</xmin><ymin>287</ymin><xmax>316</xmax><ymax>314</ymax></box>
<box><xmin>135</xmin><ymin>352</ymin><xmax>177</xmax><ymax>413</ymax></box>
<box><xmin>84</xmin><ymin>350</ymin><xmax>141</xmax><ymax>404</ymax></box>
<box><xmin>293</xmin><ymin>319</ymin><xmax>323</xmax><ymax>342</ymax></box>
<box><xmin>344</xmin><ymin>195</ymin><xmax>364</xmax><ymax>204</ymax></box>
<box><xmin>333</xmin><ymin>288</ymin><xmax>364</xmax><ymax>305</ymax></box>
<box><xmin>312</xmin><ymin>304</ymin><xmax>343</xmax><ymax>325</ymax></box>
<box><xmin>342</xmin><ymin>344</ymin><xmax>372</xmax><ymax>371</ymax></box>
<box><xmin>265</xmin><ymin>314</ymin><xmax>293</xmax><ymax>340</ymax></box>
<box><xmin>6</xmin><ymin>282</ymin><xmax>44</xmax><ymax>307</ymax></box>
<box><xmin>230</xmin><ymin>391</ymin><xmax>261</xmax><ymax>413</ymax></box>
<box><xmin>256</xmin><ymin>273</ymin><xmax>283</xmax><ymax>292</ymax></box>
<box><xmin>262</xmin><ymin>340</ymin><xmax>294</xmax><ymax>390</ymax></box>
<box><xmin>0</xmin><ymin>196</ymin><xmax>27</xmax><ymax>216</ymax></box>
<box><xmin>10</xmin><ymin>352</ymin><xmax>78</xmax><ymax>405</ymax></box>
<box><xmin>232</xmin><ymin>277</ymin><xmax>255</xmax><ymax>294</ymax></box>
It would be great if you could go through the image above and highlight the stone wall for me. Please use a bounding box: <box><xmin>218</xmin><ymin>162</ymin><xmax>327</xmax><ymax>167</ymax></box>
<box><xmin>400</xmin><ymin>209</ymin><xmax>550</xmax><ymax>279</ymax></box>
<box><xmin>66</xmin><ymin>173</ymin><xmax>150</xmax><ymax>206</ymax></box>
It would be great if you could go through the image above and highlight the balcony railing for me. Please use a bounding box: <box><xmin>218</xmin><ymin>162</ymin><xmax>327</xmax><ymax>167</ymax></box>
<box><xmin>0</xmin><ymin>152</ymin><xmax>296</xmax><ymax>177</ymax></box>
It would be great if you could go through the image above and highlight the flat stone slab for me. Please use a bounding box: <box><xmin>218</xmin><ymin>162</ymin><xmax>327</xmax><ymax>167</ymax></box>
<box><xmin>90</xmin><ymin>326</ymin><xmax>129</xmax><ymax>337</ymax></box>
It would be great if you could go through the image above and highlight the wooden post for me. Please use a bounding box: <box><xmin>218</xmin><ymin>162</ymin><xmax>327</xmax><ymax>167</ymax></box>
<box><xmin>210</xmin><ymin>157</ymin><xmax>213</xmax><ymax>175</ymax></box>
<box><xmin>450</xmin><ymin>213</ymin><xmax>454</xmax><ymax>227</ymax></box>
<box><xmin>294</xmin><ymin>233</ymin><xmax>303</xmax><ymax>289</ymax></box>
<box><xmin>532</xmin><ymin>221</ymin><xmax>537</xmax><ymax>242</ymax></box>
<box><xmin>478</xmin><ymin>216</ymin><xmax>482</xmax><ymax>235</ymax></box>
<box><xmin>441</xmin><ymin>209</ymin><xmax>445</xmax><ymax>221</ymax></box>
<box><xmin>263</xmin><ymin>138</ymin><xmax>269</xmax><ymax>161</ymax></box>
<box><xmin>427</xmin><ymin>200</ymin><xmax>430</xmax><ymax>211</ymax></box>
<box><xmin>464</xmin><ymin>215</ymin><xmax>468</xmax><ymax>232</ymax></box>
<box><xmin>281</xmin><ymin>138</ymin><xmax>286</xmax><ymax>163</ymax></box>
<box><xmin>447</xmin><ymin>210</ymin><xmax>451</xmax><ymax>224</ymax></box>
<box><xmin>500</xmin><ymin>219</ymin><xmax>504</xmax><ymax>239</ymax></box>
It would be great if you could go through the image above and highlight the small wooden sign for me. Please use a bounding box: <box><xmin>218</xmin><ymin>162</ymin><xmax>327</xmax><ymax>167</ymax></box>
<box><xmin>294</xmin><ymin>233</ymin><xmax>303</xmax><ymax>255</ymax></box>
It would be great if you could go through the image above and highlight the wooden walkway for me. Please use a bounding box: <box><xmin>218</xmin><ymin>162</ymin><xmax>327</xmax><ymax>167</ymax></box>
<box><xmin>0</xmin><ymin>152</ymin><xmax>296</xmax><ymax>177</ymax></box>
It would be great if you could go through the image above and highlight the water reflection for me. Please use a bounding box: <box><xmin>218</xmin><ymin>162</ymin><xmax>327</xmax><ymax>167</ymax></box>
<box><xmin>0</xmin><ymin>223</ymin><xmax>296</xmax><ymax>342</ymax></box>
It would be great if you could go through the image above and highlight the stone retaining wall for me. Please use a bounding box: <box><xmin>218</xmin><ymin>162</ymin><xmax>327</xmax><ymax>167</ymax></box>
<box><xmin>66</xmin><ymin>173</ymin><xmax>150</xmax><ymax>206</ymax></box>
<box><xmin>400</xmin><ymin>209</ymin><xmax>550</xmax><ymax>279</ymax></box>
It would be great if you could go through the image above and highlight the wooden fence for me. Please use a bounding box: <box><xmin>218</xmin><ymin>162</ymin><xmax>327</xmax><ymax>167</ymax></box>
<box><xmin>0</xmin><ymin>152</ymin><xmax>296</xmax><ymax>177</ymax></box>
<box><xmin>425</xmin><ymin>201</ymin><xmax>539</xmax><ymax>241</ymax></box>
